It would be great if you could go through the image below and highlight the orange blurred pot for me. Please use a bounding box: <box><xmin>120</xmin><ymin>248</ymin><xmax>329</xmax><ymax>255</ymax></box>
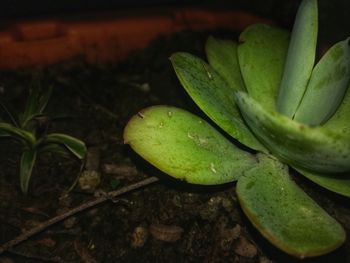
<box><xmin>0</xmin><ymin>8</ymin><xmax>272</xmax><ymax>69</ymax></box>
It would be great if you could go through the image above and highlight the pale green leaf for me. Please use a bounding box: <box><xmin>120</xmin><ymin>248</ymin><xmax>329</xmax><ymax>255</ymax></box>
<box><xmin>294</xmin><ymin>38</ymin><xmax>350</xmax><ymax>125</ymax></box>
<box><xmin>237</xmin><ymin>154</ymin><xmax>345</xmax><ymax>258</ymax></box>
<box><xmin>235</xmin><ymin>92</ymin><xmax>350</xmax><ymax>173</ymax></box>
<box><xmin>124</xmin><ymin>106</ymin><xmax>257</xmax><ymax>185</ymax></box>
<box><xmin>277</xmin><ymin>0</ymin><xmax>318</xmax><ymax>117</ymax></box>
<box><xmin>170</xmin><ymin>52</ymin><xmax>265</xmax><ymax>152</ymax></box>
<box><xmin>205</xmin><ymin>36</ymin><xmax>245</xmax><ymax>91</ymax></box>
<box><xmin>238</xmin><ymin>24</ymin><xmax>289</xmax><ymax>111</ymax></box>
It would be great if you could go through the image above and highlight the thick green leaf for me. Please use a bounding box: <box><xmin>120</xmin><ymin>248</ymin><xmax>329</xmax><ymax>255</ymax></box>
<box><xmin>294</xmin><ymin>38</ymin><xmax>350</xmax><ymax>125</ymax></box>
<box><xmin>238</xmin><ymin>24</ymin><xmax>289</xmax><ymax>112</ymax></box>
<box><xmin>0</xmin><ymin>123</ymin><xmax>36</xmax><ymax>146</ymax></box>
<box><xmin>170</xmin><ymin>52</ymin><xmax>265</xmax><ymax>152</ymax></box>
<box><xmin>205</xmin><ymin>36</ymin><xmax>245</xmax><ymax>91</ymax></box>
<box><xmin>237</xmin><ymin>154</ymin><xmax>345</xmax><ymax>258</ymax></box>
<box><xmin>124</xmin><ymin>106</ymin><xmax>257</xmax><ymax>185</ymax></box>
<box><xmin>295</xmin><ymin>167</ymin><xmax>350</xmax><ymax>197</ymax></box>
<box><xmin>20</xmin><ymin>148</ymin><xmax>37</xmax><ymax>194</ymax></box>
<box><xmin>323</xmin><ymin>82</ymin><xmax>350</xmax><ymax>138</ymax></box>
<box><xmin>42</xmin><ymin>133</ymin><xmax>86</xmax><ymax>160</ymax></box>
<box><xmin>235</xmin><ymin>92</ymin><xmax>350</xmax><ymax>173</ymax></box>
<box><xmin>277</xmin><ymin>0</ymin><xmax>318</xmax><ymax>117</ymax></box>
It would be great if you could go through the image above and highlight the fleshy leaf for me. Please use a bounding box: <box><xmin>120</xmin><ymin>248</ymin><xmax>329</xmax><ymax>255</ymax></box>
<box><xmin>170</xmin><ymin>52</ymin><xmax>265</xmax><ymax>152</ymax></box>
<box><xmin>295</xmin><ymin>167</ymin><xmax>350</xmax><ymax>197</ymax></box>
<box><xmin>205</xmin><ymin>36</ymin><xmax>245</xmax><ymax>91</ymax></box>
<box><xmin>238</xmin><ymin>24</ymin><xmax>289</xmax><ymax>112</ymax></box>
<box><xmin>235</xmin><ymin>92</ymin><xmax>350</xmax><ymax>173</ymax></box>
<box><xmin>237</xmin><ymin>154</ymin><xmax>345</xmax><ymax>258</ymax></box>
<box><xmin>323</xmin><ymin>82</ymin><xmax>350</xmax><ymax>138</ymax></box>
<box><xmin>42</xmin><ymin>133</ymin><xmax>87</xmax><ymax>160</ymax></box>
<box><xmin>0</xmin><ymin>122</ymin><xmax>36</xmax><ymax>146</ymax></box>
<box><xmin>20</xmin><ymin>148</ymin><xmax>37</xmax><ymax>194</ymax></box>
<box><xmin>294</xmin><ymin>38</ymin><xmax>350</xmax><ymax>125</ymax></box>
<box><xmin>124</xmin><ymin>106</ymin><xmax>257</xmax><ymax>185</ymax></box>
<box><xmin>277</xmin><ymin>0</ymin><xmax>318</xmax><ymax>117</ymax></box>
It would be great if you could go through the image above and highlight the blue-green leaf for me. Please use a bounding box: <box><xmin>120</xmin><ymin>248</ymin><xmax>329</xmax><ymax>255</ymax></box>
<box><xmin>235</xmin><ymin>92</ymin><xmax>350</xmax><ymax>173</ymax></box>
<box><xmin>237</xmin><ymin>154</ymin><xmax>345</xmax><ymax>258</ymax></box>
<box><xmin>124</xmin><ymin>106</ymin><xmax>257</xmax><ymax>185</ymax></box>
<box><xmin>323</xmin><ymin>82</ymin><xmax>350</xmax><ymax>138</ymax></box>
<box><xmin>294</xmin><ymin>38</ymin><xmax>350</xmax><ymax>125</ymax></box>
<box><xmin>277</xmin><ymin>0</ymin><xmax>318</xmax><ymax>117</ymax></box>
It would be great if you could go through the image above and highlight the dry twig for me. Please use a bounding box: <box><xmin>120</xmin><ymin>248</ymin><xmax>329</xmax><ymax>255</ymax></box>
<box><xmin>0</xmin><ymin>176</ymin><xmax>159</xmax><ymax>254</ymax></box>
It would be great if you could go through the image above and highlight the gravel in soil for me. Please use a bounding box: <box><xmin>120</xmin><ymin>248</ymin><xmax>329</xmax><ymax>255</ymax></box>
<box><xmin>0</xmin><ymin>30</ymin><xmax>349</xmax><ymax>263</ymax></box>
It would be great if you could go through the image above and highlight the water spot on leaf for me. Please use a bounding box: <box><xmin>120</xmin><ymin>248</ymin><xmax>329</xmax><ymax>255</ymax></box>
<box><xmin>210</xmin><ymin>163</ymin><xmax>217</xmax><ymax>174</ymax></box>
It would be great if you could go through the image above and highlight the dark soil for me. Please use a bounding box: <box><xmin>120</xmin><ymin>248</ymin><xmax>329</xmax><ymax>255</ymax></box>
<box><xmin>0</xmin><ymin>29</ymin><xmax>349</xmax><ymax>263</ymax></box>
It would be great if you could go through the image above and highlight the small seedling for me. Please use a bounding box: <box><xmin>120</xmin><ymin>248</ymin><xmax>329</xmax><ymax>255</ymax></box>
<box><xmin>0</xmin><ymin>84</ymin><xmax>86</xmax><ymax>194</ymax></box>
<box><xmin>124</xmin><ymin>0</ymin><xmax>350</xmax><ymax>258</ymax></box>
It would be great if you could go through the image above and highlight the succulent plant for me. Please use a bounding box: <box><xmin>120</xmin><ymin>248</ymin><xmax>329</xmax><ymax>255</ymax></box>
<box><xmin>124</xmin><ymin>0</ymin><xmax>349</xmax><ymax>258</ymax></box>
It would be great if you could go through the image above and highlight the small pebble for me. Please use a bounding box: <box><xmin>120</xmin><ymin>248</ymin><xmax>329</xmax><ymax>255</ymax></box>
<box><xmin>138</xmin><ymin>83</ymin><xmax>151</xmax><ymax>92</ymax></box>
<box><xmin>79</xmin><ymin>170</ymin><xmax>101</xmax><ymax>192</ymax></box>
<box><xmin>131</xmin><ymin>226</ymin><xmax>149</xmax><ymax>248</ymax></box>
<box><xmin>233</xmin><ymin>236</ymin><xmax>257</xmax><ymax>258</ymax></box>
<box><xmin>149</xmin><ymin>223</ymin><xmax>183</xmax><ymax>242</ymax></box>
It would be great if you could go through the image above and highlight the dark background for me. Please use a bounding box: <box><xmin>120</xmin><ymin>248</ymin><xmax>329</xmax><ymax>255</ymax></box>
<box><xmin>0</xmin><ymin>0</ymin><xmax>349</xmax><ymax>45</ymax></box>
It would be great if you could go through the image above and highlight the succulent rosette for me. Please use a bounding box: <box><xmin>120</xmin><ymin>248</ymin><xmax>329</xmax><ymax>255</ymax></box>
<box><xmin>124</xmin><ymin>0</ymin><xmax>349</xmax><ymax>258</ymax></box>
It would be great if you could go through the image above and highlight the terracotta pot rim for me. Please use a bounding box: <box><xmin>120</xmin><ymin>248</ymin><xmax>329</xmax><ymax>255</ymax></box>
<box><xmin>0</xmin><ymin>7</ymin><xmax>272</xmax><ymax>69</ymax></box>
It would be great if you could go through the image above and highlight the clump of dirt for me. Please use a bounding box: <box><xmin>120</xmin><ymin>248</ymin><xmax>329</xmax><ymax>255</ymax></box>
<box><xmin>0</xmin><ymin>29</ymin><xmax>349</xmax><ymax>263</ymax></box>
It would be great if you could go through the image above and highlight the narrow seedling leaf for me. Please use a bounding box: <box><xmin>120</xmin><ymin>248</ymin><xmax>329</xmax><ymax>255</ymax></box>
<box><xmin>20</xmin><ymin>148</ymin><xmax>37</xmax><ymax>194</ymax></box>
<box><xmin>294</xmin><ymin>38</ymin><xmax>350</xmax><ymax>125</ymax></box>
<box><xmin>124</xmin><ymin>106</ymin><xmax>257</xmax><ymax>185</ymax></box>
<box><xmin>43</xmin><ymin>133</ymin><xmax>87</xmax><ymax>160</ymax></box>
<box><xmin>238</xmin><ymin>24</ymin><xmax>289</xmax><ymax>112</ymax></box>
<box><xmin>277</xmin><ymin>0</ymin><xmax>318</xmax><ymax>117</ymax></box>
<box><xmin>237</xmin><ymin>154</ymin><xmax>345</xmax><ymax>258</ymax></box>
<box><xmin>0</xmin><ymin>99</ymin><xmax>20</xmax><ymax>127</ymax></box>
<box><xmin>170</xmin><ymin>52</ymin><xmax>265</xmax><ymax>152</ymax></box>
<box><xmin>235</xmin><ymin>92</ymin><xmax>350</xmax><ymax>173</ymax></box>
<box><xmin>295</xmin><ymin>167</ymin><xmax>350</xmax><ymax>197</ymax></box>
<box><xmin>20</xmin><ymin>85</ymin><xmax>53</xmax><ymax>130</ymax></box>
<box><xmin>39</xmin><ymin>143</ymin><xmax>73</xmax><ymax>159</ymax></box>
<box><xmin>0</xmin><ymin>122</ymin><xmax>36</xmax><ymax>146</ymax></box>
<box><xmin>205</xmin><ymin>36</ymin><xmax>245</xmax><ymax>91</ymax></box>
